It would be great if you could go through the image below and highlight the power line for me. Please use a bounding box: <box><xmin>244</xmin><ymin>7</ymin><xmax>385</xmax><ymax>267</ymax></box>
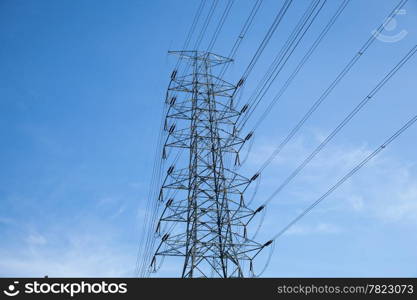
<box><xmin>249</xmin><ymin>0</ymin><xmax>351</xmax><ymax>133</ymax></box>
<box><xmin>150</xmin><ymin>51</ymin><xmax>268</xmax><ymax>278</ymax></box>
<box><xmin>255</xmin><ymin>0</ymin><xmax>409</xmax><ymax>175</ymax></box>
<box><xmin>176</xmin><ymin>0</ymin><xmax>231</xmax><ymax>96</ymax></box>
<box><xmin>237</xmin><ymin>0</ymin><xmax>326</xmax><ymax>128</ymax></box>
<box><xmin>262</xmin><ymin>44</ymin><xmax>417</xmax><ymax>206</ymax></box>
<box><xmin>140</xmin><ymin>0</ymin><xmax>415</xmax><ymax>278</ymax></box>
<box><xmin>137</xmin><ymin>0</ymin><xmax>210</xmax><ymax>277</ymax></box>
<box><xmin>174</xmin><ymin>0</ymin><xmax>206</xmax><ymax>70</ymax></box>
<box><xmin>207</xmin><ymin>0</ymin><xmax>235</xmax><ymax>53</ymax></box>
<box><xmin>151</xmin><ymin>1</ymin><xmax>264</xmax><ymax>218</ymax></box>
<box><xmin>217</xmin><ymin>0</ymin><xmax>263</xmax><ymax>79</ymax></box>
<box><xmin>221</xmin><ymin>0</ymin><xmax>324</xmax><ymax>145</ymax></box>
<box><xmin>194</xmin><ymin>0</ymin><xmax>219</xmax><ymax>50</ymax></box>
<box><xmin>241</xmin><ymin>0</ymin><xmax>294</xmax><ymax>81</ymax></box>
<box><xmin>268</xmin><ymin>113</ymin><xmax>417</xmax><ymax>242</ymax></box>
<box><xmin>138</xmin><ymin>0</ymin><xmax>255</xmax><ymax>273</ymax></box>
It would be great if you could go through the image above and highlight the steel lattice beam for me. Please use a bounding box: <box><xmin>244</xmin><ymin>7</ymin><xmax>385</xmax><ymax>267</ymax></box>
<box><xmin>150</xmin><ymin>51</ymin><xmax>267</xmax><ymax>278</ymax></box>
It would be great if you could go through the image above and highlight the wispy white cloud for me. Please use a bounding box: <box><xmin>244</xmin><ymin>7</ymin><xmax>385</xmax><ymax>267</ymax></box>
<box><xmin>244</xmin><ymin>132</ymin><xmax>417</xmax><ymax>277</ymax></box>
<box><xmin>26</xmin><ymin>233</ymin><xmax>47</xmax><ymax>246</ymax></box>
<box><xmin>285</xmin><ymin>222</ymin><xmax>342</xmax><ymax>235</ymax></box>
<box><xmin>0</xmin><ymin>195</ymin><xmax>142</xmax><ymax>277</ymax></box>
<box><xmin>0</xmin><ymin>229</ymin><xmax>136</xmax><ymax>277</ymax></box>
<box><xmin>246</xmin><ymin>130</ymin><xmax>417</xmax><ymax>225</ymax></box>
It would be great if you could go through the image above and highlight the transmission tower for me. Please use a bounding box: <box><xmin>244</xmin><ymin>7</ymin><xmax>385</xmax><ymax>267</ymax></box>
<box><xmin>148</xmin><ymin>51</ymin><xmax>270</xmax><ymax>278</ymax></box>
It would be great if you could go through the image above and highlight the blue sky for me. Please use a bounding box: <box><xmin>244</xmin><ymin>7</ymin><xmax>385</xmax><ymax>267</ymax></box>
<box><xmin>0</xmin><ymin>0</ymin><xmax>416</xmax><ymax>277</ymax></box>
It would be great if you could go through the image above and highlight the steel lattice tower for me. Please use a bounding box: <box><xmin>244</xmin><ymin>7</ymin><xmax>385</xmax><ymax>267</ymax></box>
<box><xmin>150</xmin><ymin>51</ymin><xmax>269</xmax><ymax>278</ymax></box>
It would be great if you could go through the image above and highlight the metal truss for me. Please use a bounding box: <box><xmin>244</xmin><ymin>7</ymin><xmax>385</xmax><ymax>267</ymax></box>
<box><xmin>150</xmin><ymin>51</ymin><xmax>269</xmax><ymax>278</ymax></box>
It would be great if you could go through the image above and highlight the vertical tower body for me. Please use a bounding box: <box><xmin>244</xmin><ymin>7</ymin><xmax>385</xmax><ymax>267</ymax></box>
<box><xmin>152</xmin><ymin>51</ymin><xmax>265</xmax><ymax>278</ymax></box>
